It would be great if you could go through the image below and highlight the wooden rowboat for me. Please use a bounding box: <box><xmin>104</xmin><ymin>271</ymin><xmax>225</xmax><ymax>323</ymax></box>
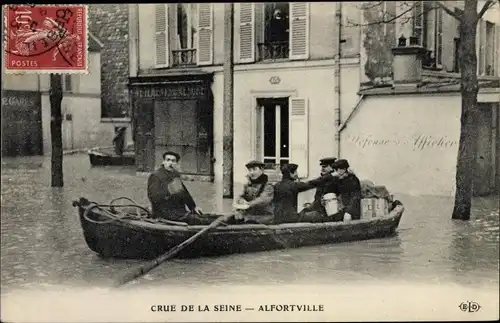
<box><xmin>73</xmin><ymin>197</ymin><xmax>404</xmax><ymax>260</ymax></box>
<box><xmin>88</xmin><ymin>148</ymin><xmax>135</xmax><ymax>166</ymax></box>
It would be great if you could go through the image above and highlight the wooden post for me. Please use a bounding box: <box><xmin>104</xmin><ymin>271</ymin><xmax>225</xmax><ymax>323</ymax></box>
<box><xmin>49</xmin><ymin>74</ymin><xmax>64</xmax><ymax>187</ymax></box>
<box><xmin>222</xmin><ymin>3</ymin><xmax>234</xmax><ymax>198</ymax></box>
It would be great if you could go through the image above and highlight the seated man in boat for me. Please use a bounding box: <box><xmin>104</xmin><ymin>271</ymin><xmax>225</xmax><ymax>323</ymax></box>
<box><xmin>233</xmin><ymin>160</ymin><xmax>274</xmax><ymax>224</ymax></box>
<box><xmin>332</xmin><ymin>159</ymin><xmax>362</xmax><ymax>221</ymax></box>
<box><xmin>147</xmin><ymin>151</ymin><xmax>203</xmax><ymax>224</ymax></box>
<box><xmin>297</xmin><ymin>157</ymin><xmax>341</xmax><ymax>222</ymax></box>
<box><xmin>273</xmin><ymin>163</ymin><xmax>323</xmax><ymax>224</ymax></box>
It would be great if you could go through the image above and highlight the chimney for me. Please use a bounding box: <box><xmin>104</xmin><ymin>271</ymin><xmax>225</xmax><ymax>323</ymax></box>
<box><xmin>391</xmin><ymin>35</ymin><xmax>427</xmax><ymax>88</ymax></box>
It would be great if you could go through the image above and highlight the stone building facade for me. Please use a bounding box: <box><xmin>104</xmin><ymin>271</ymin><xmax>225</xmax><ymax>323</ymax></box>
<box><xmin>89</xmin><ymin>4</ymin><xmax>131</xmax><ymax>120</ymax></box>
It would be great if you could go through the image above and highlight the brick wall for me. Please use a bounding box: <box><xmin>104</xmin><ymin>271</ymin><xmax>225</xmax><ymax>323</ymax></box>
<box><xmin>88</xmin><ymin>4</ymin><xmax>130</xmax><ymax>118</ymax></box>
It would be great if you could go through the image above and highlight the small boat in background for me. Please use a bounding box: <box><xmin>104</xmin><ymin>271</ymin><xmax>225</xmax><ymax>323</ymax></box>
<box><xmin>73</xmin><ymin>197</ymin><xmax>405</xmax><ymax>260</ymax></box>
<box><xmin>88</xmin><ymin>147</ymin><xmax>135</xmax><ymax>166</ymax></box>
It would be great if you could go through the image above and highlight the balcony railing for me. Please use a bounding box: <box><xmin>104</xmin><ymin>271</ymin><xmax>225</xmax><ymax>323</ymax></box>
<box><xmin>172</xmin><ymin>48</ymin><xmax>197</xmax><ymax>67</ymax></box>
<box><xmin>257</xmin><ymin>41</ymin><xmax>289</xmax><ymax>61</ymax></box>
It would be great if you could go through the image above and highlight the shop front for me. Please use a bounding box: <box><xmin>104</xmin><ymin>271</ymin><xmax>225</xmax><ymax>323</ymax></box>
<box><xmin>129</xmin><ymin>72</ymin><xmax>214</xmax><ymax>181</ymax></box>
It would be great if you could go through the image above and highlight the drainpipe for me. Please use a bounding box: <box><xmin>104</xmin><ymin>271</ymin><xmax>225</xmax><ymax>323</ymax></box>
<box><xmin>334</xmin><ymin>2</ymin><xmax>342</xmax><ymax>157</ymax></box>
<box><xmin>222</xmin><ymin>3</ymin><xmax>234</xmax><ymax>198</ymax></box>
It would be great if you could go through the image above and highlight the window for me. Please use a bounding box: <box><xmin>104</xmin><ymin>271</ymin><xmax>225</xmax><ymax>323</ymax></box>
<box><xmin>485</xmin><ymin>21</ymin><xmax>494</xmax><ymax>76</ymax></box>
<box><xmin>258</xmin><ymin>3</ymin><xmax>290</xmax><ymax>60</ymax></box>
<box><xmin>259</xmin><ymin>98</ymin><xmax>290</xmax><ymax>166</ymax></box>
<box><xmin>418</xmin><ymin>2</ymin><xmax>443</xmax><ymax>69</ymax></box>
<box><xmin>173</xmin><ymin>4</ymin><xmax>198</xmax><ymax>66</ymax></box>
<box><xmin>412</xmin><ymin>1</ymin><xmax>424</xmax><ymax>45</ymax></box>
<box><xmin>62</xmin><ymin>75</ymin><xmax>72</xmax><ymax>92</ymax></box>
<box><xmin>256</xmin><ymin>97</ymin><xmax>309</xmax><ymax>178</ymax></box>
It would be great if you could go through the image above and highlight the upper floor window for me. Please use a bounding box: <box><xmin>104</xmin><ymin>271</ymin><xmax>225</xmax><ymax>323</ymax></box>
<box><xmin>484</xmin><ymin>21</ymin><xmax>495</xmax><ymax>76</ymax></box>
<box><xmin>412</xmin><ymin>1</ymin><xmax>443</xmax><ymax>69</ymax></box>
<box><xmin>62</xmin><ymin>75</ymin><xmax>72</xmax><ymax>92</ymax></box>
<box><xmin>173</xmin><ymin>4</ymin><xmax>198</xmax><ymax>66</ymax></box>
<box><xmin>258</xmin><ymin>3</ymin><xmax>290</xmax><ymax>60</ymax></box>
<box><xmin>154</xmin><ymin>4</ymin><xmax>213</xmax><ymax>69</ymax></box>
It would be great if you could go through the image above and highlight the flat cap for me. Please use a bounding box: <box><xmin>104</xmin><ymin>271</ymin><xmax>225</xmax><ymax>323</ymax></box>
<box><xmin>334</xmin><ymin>159</ymin><xmax>350</xmax><ymax>169</ymax></box>
<box><xmin>163</xmin><ymin>151</ymin><xmax>181</xmax><ymax>161</ymax></box>
<box><xmin>281</xmin><ymin>163</ymin><xmax>298</xmax><ymax>175</ymax></box>
<box><xmin>245</xmin><ymin>160</ymin><xmax>265</xmax><ymax>169</ymax></box>
<box><xmin>319</xmin><ymin>157</ymin><xmax>337</xmax><ymax>166</ymax></box>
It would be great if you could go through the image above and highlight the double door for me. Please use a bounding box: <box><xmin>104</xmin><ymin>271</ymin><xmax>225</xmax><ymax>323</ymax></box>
<box><xmin>154</xmin><ymin>100</ymin><xmax>212</xmax><ymax>175</ymax></box>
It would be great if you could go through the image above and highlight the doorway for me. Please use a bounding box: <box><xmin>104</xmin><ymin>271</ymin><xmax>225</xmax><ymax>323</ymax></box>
<box><xmin>154</xmin><ymin>99</ymin><xmax>213</xmax><ymax>177</ymax></box>
<box><xmin>256</xmin><ymin>97</ymin><xmax>290</xmax><ymax>167</ymax></box>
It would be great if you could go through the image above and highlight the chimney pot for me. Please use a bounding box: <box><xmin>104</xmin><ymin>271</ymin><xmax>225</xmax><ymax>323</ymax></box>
<box><xmin>391</xmin><ymin>44</ymin><xmax>426</xmax><ymax>88</ymax></box>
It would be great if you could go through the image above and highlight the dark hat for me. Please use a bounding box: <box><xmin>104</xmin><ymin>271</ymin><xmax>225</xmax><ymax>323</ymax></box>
<box><xmin>334</xmin><ymin>159</ymin><xmax>350</xmax><ymax>170</ymax></box>
<box><xmin>319</xmin><ymin>157</ymin><xmax>337</xmax><ymax>166</ymax></box>
<box><xmin>162</xmin><ymin>151</ymin><xmax>181</xmax><ymax>161</ymax></box>
<box><xmin>245</xmin><ymin>160</ymin><xmax>265</xmax><ymax>169</ymax></box>
<box><xmin>281</xmin><ymin>163</ymin><xmax>298</xmax><ymax>175</ymax></box>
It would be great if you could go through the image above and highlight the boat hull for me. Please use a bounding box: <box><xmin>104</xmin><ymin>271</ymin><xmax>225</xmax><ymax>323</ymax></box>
<box><xmin>88</xmin><ymin>151</ymin><xmax>135</xmax><ymax>166</ymax></box>
<box><xmin>75</xmin><ymin>198</ymin><xmax>404</xmax><ymax>260</ymax></box>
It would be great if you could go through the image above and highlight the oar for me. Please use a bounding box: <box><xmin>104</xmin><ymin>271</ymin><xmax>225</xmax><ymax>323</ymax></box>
<box><xmin>113</xmin><ymin>212</ymin><xmax>234</xmax><ymax>287</ymax></box>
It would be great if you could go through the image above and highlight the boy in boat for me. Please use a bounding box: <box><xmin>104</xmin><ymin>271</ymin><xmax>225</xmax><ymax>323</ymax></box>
<box><xmin>333</xmin><ymin>159</ymin><xmax>362</xmax><ymax>220</ymax></box>
<box><xmin>234</xmin><ymin>160</ymin><xmax>274</xmax><ymax>224</ymax></box>
<box><xmin>147</xmin><ymin>151</ymin><xmax>203</xmax><ymax>224</ymax></box>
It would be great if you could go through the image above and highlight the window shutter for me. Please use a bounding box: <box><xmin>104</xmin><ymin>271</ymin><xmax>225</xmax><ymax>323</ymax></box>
<box><xmin>289</xmin><ymin>97</ymin><xmax>309</xmax><ymax>178</ymax></box>
<box><xmin>237</xmin><ymin>3</ymin><xmax>255</xmax><ymax>63</ymax></box>
<box><xmin>495</xmin><ymin>26</ymin><xmax>500</xmax><ymax>76</ymax></box>
<box><xmin>197</xmin><ymin>3</ymin><xmax>213</xmax><ymax>65</ymax></box>
<box><xmin>289</xmin><ymin>2</ymin><xmax>309</xmax><ymax>60</ymax></box>
<box><xmin>154</xmin><ymin>4</ymin><xmax>169</xmax><ymax>68</ymax></box>
<box><xmin>412</xmin><ymin>1</ymin><xmax>424</xmax><ymax>45</ymax></box>
<box><xmin>435</xmin><ymin>8</ymin><xmax>443</xmax><ymax>67</ymax></box>
<box><xmin>384</xmin><ymin>1</ymin><xmax>397</xmax><ymax>48</ymax></box>
<box><xmin>478</xmin><ymin>19</ymin><xmax>486</xmax><ymax>75</ymax></box>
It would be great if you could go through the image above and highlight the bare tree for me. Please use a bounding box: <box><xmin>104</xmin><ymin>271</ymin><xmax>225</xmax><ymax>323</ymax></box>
<box><xmin>348</xmin><ymin>0</ymin><xmax>497</xmax><ymax>220</ymax></box>
<box><xmin>49</xmin><ymin>74</ymin><xmax>64</xmax><ymax>187</ymax></box>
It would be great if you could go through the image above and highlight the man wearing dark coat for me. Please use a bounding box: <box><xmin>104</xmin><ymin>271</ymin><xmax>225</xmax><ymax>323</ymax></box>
<box><xmin>334</xmin><ymin>159</ymin><xmax>362</xmax><ymax>220</ymax></box>
<box><xmin>296</xmin><ymin>157</ymin><xmax>340</xmax><ymax>222</ymax></box>
<box><xmin>273</xmin><ymin>163</ymin><xmax>317</xmax><ymax>224</ymax></box>
<box><xmin>147</xmin><ymin>151</ymin><xmax>203</xmax><ymax>223</ymax></box>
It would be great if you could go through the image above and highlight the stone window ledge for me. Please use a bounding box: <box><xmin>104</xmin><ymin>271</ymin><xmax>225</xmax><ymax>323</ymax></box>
<box><xmin>101</xmin><ymin>117</ymin><xmax>131</xmax><ymax>123</ymax></box>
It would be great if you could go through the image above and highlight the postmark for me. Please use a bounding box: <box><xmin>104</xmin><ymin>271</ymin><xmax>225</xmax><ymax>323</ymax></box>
<box><xmin>3</xmin><ymin>4</ymin><xmax>88</xmax><ymax>74</ymax></box>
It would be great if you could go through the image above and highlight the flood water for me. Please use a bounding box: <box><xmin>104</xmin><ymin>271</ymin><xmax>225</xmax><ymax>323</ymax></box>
<box><xmin>1</xmin><ymin>154</ymin><xmax>499</xmax><ymax>295</ymax></box>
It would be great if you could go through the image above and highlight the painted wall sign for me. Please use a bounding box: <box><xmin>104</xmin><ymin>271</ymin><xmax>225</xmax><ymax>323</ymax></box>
<box><xmin>132</xmin><ymin>84</ymin><xmax>207</xmax><ymax>100</ymax></box>
<box><xmin>346</xmin><ymin>134</ymin><xmax>459</xmax><ymax>151</ymax></box>
<box><xmin>269</xmin><ymin>76</ymin><xmax>281</xmax><ymax>85</ymax></box>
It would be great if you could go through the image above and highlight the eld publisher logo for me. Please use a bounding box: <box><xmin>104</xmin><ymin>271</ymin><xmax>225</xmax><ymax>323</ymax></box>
<box><xmin>458</xmin><ymin>301</ymin><xmax>481</xmax><ymax>313</ymax></box>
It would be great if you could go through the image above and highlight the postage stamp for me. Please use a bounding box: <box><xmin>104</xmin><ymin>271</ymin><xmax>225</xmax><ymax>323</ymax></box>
<box><xmin>3</xmin><ymin>4</ymin><xmax>88</xmax><ymax>74</ymax></box>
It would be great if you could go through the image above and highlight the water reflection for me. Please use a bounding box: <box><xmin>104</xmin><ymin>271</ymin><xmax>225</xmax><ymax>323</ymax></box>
<box><xmin>1</xmin><ymin>154</ymin><xmax>498</xmax><ymax>293</ymax></box>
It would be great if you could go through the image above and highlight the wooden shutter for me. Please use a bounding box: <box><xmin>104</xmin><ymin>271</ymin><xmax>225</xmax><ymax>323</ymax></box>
<box><xmin>495</xmin><ymin>26</ymin><xmax>500</xmax><ymax>76</ymax></box>
<box><xmin>412</xmin><ymin>1</ymin><xmax>424</xmax><ymax>45</ymax></box>
<box><xmin>435</xmin><ymin>7</ymin><xmax>443</xmax><ymax>67</ymax></box>
<box><xmin>385</xmin><ymin>1</ymin><xmax>397</xmax><ymax>48</ymax></box>
<box><xmin>154</xmin><ymin>4</ymin><xmax>169</xmax><ymax>68</ymax></box>
<box><xmin>478</xmin><ymin>19</ymin><xmax>486</xmax><ymax>75</ymax></box>
<box><xmin>289</xmin><ymin>2</ymin><xmax>309</xmax><ymax>60</ymax></box>
<box><xmin>237</xmin><ymin>3</ymin><xmax>255</xmax><ymax>63</ymax></box>
<box><xmin>289</xmin><ymin>97</ymin><xmax>309</xmax><ymax>178</ymax></box>
<box><xmin>197</xmin><ymin>3</ymin><xmax>213</xmax><ymax>65</ymax></box>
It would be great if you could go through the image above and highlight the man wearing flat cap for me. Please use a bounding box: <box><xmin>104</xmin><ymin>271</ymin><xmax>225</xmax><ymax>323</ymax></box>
<box><xmin>332</xmin><ymin>159</ymin><xmax>362</xmax><ymax>220</ymax></box>
<box><xmin>234</xmin><ymin>160</ymin><xmax>274</xmax><ymax>224</ymax></box>
<box><xmin>147</xmin><ymin>151</ymin><xmax>203</xmax><ymax>223</ymax></box>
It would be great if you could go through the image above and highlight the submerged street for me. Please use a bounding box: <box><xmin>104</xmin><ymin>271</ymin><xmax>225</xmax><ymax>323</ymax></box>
<box><xmin>1</xmin><ymin>153</ymin><xmax>498</xmax><ymax>294</ymax></box>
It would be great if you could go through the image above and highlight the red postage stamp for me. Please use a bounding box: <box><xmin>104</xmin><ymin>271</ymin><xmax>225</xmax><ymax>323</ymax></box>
<box><xmin>3</xmin><ymin>4</ymin><xmax>88</xmax><ymax>74</ymax></box>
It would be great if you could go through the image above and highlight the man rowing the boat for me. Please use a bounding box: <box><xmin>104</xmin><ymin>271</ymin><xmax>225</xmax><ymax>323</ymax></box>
<box><xmin>147</xmin><ymin>151</ymin><xmax>203</xmax><ymax>223</ymax></box>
